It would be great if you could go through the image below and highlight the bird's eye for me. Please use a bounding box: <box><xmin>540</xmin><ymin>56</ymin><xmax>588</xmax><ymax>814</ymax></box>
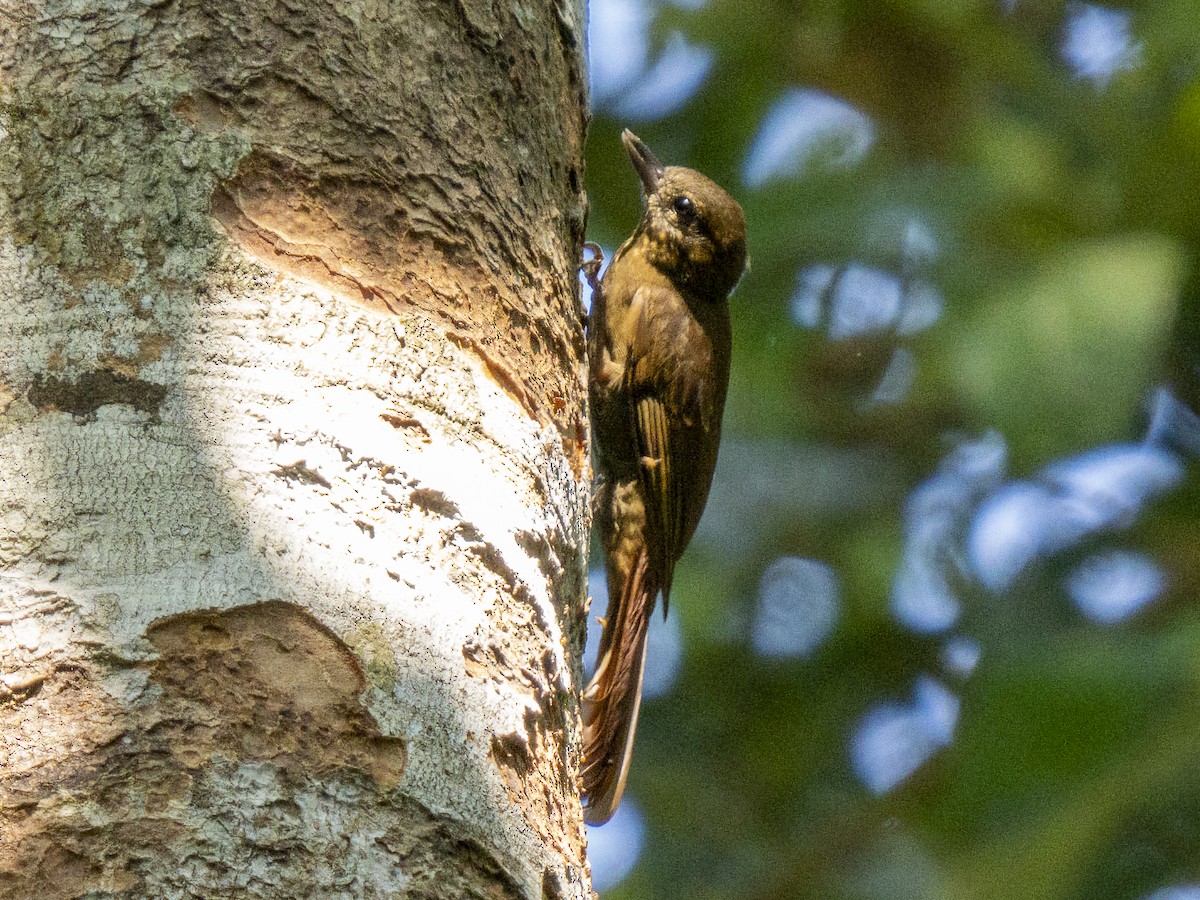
<box><xmin>671</xmin><ymin>195</ymin><xmax>695</xmax><ymax>220</ymax></box>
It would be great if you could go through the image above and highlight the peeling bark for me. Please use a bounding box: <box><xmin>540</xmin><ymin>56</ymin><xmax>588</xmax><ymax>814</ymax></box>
<box><xmin>0</xmin><ymin>0</ymin><xmax>592</xmax><ymax>896</ymax></box>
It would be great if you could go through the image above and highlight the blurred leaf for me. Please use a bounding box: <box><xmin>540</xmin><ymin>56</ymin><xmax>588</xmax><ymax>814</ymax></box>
<box><xmin>944</xmin><ymin>234</ymin><xmax>1183</xmax><ymax>463</ymax></box>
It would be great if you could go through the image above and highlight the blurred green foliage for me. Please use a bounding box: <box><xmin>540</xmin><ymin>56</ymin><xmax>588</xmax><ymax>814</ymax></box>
<box><xmin>582</xmin><ymin>1</ymin><xmax>1200</xmax><ymax>898</ymax></box>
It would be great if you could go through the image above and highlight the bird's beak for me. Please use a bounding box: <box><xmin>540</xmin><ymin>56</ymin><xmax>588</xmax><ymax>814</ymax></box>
<box><xmin>622</xmin><ymin>129</ymin><xmax>663</xmax><ymax>196</ymax></box>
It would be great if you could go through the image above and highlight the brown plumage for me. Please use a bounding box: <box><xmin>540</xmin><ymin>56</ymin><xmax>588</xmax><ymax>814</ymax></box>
<box><xmin>582</xmin><ymin>130</ymin><xmax>747</xmax><ymax>825</ymax></box>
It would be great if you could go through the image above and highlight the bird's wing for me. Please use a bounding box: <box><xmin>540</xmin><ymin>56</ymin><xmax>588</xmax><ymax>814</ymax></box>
<box><xmin>624</xmin><ymin>286</ymin><xmax>719</xmax><ymax>608</ymax></box>
<box><xmin>633</xmin><ymin>393</ymin><xmax>679</xmax><ymax>602</ymax></box>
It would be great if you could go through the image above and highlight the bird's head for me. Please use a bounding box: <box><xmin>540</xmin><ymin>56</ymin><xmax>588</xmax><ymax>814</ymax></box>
<box><xmin>622</xmin><ymin>129</ymin><xmax>748</xmax><ymax>301</ymax></box>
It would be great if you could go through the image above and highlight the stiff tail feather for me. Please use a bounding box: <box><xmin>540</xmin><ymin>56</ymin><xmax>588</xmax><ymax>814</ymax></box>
<box><xmin>581</xmin><ymin>549</ymin><xmax>656</xmax><ymax>825</ymax></box>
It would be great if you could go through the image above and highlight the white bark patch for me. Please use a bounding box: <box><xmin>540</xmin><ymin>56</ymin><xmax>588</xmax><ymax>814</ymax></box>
<box><xmin>185</xmin><ymin>262</ymin><xmax>585</xmax><ymax>838</ymax></box>
<box><xmin>0</xmin><ymin>237</ymin><xmax>589</xmax><ymax>894</ymax></box>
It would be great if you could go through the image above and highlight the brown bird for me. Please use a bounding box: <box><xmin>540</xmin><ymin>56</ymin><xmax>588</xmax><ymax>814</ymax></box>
<box><xmin>582</xmin><ymin>130</ymin><xmax>747</xmax><ymax>825</ymax></box>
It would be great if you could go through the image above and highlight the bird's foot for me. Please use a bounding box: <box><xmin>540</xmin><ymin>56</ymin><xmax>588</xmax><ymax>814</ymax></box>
<box><xmin>581</xmin><ymin>242</ymin><xmax>605</xmax><ymax>292</ymax></box>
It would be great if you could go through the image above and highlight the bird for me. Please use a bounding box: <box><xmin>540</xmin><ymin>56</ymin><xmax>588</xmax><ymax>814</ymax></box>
<box><xmin>582</xmin><ymin>130</ymin><xmax>747</xmax><ymax>825</ymax></box>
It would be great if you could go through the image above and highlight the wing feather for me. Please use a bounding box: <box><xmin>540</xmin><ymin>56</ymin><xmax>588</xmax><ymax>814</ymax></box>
<box><xmin>620</xmin><ymin>284</ymin><xmax>728</xmax><ymax>612</ymax></box>
<box><xmin>635</xmin><ymin>395</ymin><xmax>678</xmax><ymax>606</ymax></box>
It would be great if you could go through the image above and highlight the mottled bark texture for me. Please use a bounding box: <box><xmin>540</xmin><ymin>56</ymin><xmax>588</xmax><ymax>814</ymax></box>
<box><xmin>0</xmin><ymin>0</ymin><xmax>592</xmax><ymax>897</ymax></box>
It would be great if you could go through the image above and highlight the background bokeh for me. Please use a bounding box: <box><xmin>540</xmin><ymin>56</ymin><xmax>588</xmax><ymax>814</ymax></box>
<box><xmin>579</xmin><ymin>2</ymin><xmax>1200</xmax><ymax>898</ymax></box>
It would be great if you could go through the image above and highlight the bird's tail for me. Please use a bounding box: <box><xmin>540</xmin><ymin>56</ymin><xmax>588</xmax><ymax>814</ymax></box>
<box><xmin>581</xmin><ymin>548</ymin><xmax>656</xmax><ymax>825</ymax></box>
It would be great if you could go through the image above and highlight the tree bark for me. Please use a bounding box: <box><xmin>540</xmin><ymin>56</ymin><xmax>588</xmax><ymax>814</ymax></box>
<box><xmin>0</xmin><ymin>0</ymin><xmax>592</xmax><ymax>897</ymax></box>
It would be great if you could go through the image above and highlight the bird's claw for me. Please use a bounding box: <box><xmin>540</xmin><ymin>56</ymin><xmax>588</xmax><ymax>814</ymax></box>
<box><xmin>581</xmin><ymin>242</ymin><xmax>605</xmax><ymax>292</ymax></box>
<box><xmin>579</xmin><ymin>243</ymin><xmax>605</xmax><ymax>330</ymax></box>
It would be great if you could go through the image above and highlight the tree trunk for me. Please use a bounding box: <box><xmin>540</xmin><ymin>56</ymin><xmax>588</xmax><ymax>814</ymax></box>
<box><xmin>0</xmin><ymin>1</ymin><xmax>592</xmax><ymax>897</ymax></box>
